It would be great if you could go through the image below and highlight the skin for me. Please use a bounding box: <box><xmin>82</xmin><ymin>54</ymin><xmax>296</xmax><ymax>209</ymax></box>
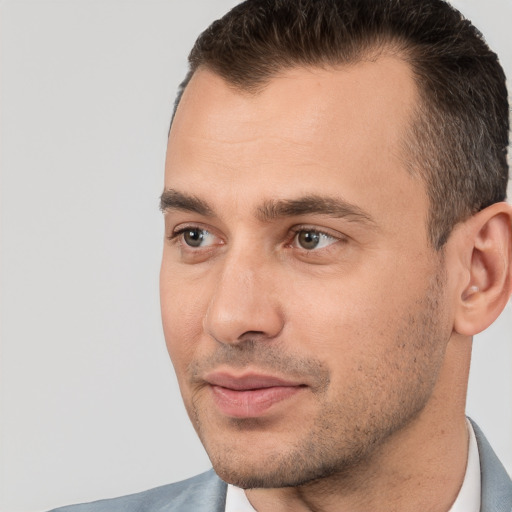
<box><xmin>160</xmin><ymin>59</ymin><xmax>488</xmax><ymax>511</ymax></box>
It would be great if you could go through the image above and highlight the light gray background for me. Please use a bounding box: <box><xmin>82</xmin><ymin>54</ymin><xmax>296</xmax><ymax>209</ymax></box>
<box><xmin>0</xmin><ymin>1</ymin><xmax>510</xmax><ymax>511</ymax></box>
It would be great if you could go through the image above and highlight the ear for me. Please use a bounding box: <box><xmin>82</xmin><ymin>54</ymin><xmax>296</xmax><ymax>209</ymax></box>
<box><xmin>453</xmin><ymin>202</ymin><xmax>512</xmax><ymax>336</ymax></box>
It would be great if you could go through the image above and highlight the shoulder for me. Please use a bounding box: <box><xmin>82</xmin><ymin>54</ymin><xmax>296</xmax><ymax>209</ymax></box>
<box><xmin>469</xmin><ymin>419</ymin><xmax>512</xmax><ymax>512</ymax></box>
<box><xmin>48</xmin><ymin>470</ymin><xmax>227</xmax><ymax>512</ymax></box>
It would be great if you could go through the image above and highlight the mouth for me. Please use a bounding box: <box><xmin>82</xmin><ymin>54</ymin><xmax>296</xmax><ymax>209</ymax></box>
<box><xmin>204</xmin><ymin>372</ymin><xmax>306</xmax><ymax>419</ymax></box>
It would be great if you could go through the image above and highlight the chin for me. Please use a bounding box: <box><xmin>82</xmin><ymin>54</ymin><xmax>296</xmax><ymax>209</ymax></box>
<box><xmin>212</xmin><ymin>451</ymin><xmax>356</xmax><ymax>489</ymax></box>
<box><xmin>204</xmin><ymin>430</ymin><xmax>365</xmax><ymax>490</ymax></box>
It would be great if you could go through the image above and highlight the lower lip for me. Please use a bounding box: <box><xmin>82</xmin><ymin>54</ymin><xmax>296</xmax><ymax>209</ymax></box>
<box><xmin>210</xmin><ymin>385</ymin><xmax>303</xmax><ymax>418</ymax></box>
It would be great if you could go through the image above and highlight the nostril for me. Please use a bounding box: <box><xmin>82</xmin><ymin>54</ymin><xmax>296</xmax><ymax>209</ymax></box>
<box><xmin>240</xmin><ymin>330</ymin><xmax>266</xmax><ymax>339</ymax></box>
<box><xmin>212</xmin><ymin>332</ymin><xmax>267</xmax><ymax>348</ymax></box>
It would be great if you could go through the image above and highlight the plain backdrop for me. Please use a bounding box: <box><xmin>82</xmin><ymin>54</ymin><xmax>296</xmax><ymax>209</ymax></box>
<box><xmin>0</xmin><ymin>1</ymin><xmax>511</xmax><ymax>511</ymax></box>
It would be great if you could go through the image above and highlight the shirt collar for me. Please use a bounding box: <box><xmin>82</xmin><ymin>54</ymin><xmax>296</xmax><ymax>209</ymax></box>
<box><xmin>448</xmin><ymin>419</ymin><xmax>481</xmax><ymax>512</ymax></box>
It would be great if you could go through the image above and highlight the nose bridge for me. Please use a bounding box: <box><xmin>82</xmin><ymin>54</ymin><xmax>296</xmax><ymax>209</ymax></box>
<box><xmin>204</xmin><ymin>241</ymin><xmax>283</xmax><ymax>344</ymax></box>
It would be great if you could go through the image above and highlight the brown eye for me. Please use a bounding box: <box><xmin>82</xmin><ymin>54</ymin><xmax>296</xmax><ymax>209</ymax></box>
<box><xmin>297</xmin><ymin>230</ymin><xmax>321</xmax><ymax>250</ymax></box>
<box><xmin>293</xmin><ymin>229</ymin><xmax>338</xmax><ymax>251</ymax></box>
<box><xmin>183</xmin><ymin>228</ymin><xmax>208</xmax><ymax>247</ymax></box>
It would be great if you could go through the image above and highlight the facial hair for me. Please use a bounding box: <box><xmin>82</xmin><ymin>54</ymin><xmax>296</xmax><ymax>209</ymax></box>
<box><xmin>182</xmin><ymin>265</ymin><xmax>449</xmax><ymax>490</ymax></box>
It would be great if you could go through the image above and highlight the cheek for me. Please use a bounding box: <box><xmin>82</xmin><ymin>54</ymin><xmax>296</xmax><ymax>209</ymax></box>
<box><xmin>160</xmin><ymin>269</ymin><xmax>207</xmax><ymax>373</ymax></box>
<box><xmin>286</xmin><ymin>261</ymin><xmax>435</xmax><ymax>375</ymax></box>
<box><xmin>289</xmin><ymin>265</ymin><xmax>396</xmax><ymax>342</ymax></box>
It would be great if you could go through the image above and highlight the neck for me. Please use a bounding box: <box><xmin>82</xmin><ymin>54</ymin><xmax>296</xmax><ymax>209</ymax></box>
<box><xmin>245</xmin><ymin>337</ymin><xmax>472</xmax><ymax>512</ymax></box>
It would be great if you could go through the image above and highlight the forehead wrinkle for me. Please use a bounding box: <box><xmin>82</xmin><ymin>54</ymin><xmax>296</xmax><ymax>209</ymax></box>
<box><xmin>160</xmin><ymin>188</ymin><xmax>214</xmax><ymax>216</ymax></box>
<box><xmin>256</xmin><ymin>195</ymin><xmax>377</xmax><ymax>225</ymax></box>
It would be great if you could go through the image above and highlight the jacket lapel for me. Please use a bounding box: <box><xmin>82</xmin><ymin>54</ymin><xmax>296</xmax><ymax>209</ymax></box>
<box><xmin>470</xmin><ymin>419</ymin><xmax>512</xmax><ymax>512</ymax></box>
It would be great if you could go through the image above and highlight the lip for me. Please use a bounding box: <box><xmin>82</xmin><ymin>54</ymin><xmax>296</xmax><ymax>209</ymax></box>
<box><xmin>204</xmin><ymin>371</ymin><xmax>305</xmax><ymax>418</ymax></box>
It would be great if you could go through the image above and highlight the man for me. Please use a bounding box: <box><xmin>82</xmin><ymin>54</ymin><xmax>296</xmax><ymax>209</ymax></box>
<box><xmin>51</xmin><ymin>0</ymin><xmax>512</xmax><ymax>510</ymax></box>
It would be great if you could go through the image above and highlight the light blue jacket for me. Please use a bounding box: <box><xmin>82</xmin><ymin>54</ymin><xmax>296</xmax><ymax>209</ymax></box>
<box><xmin>50</xmin><ymin>421</ymin><xmax>511</xmax><ymax>512</ymax></box>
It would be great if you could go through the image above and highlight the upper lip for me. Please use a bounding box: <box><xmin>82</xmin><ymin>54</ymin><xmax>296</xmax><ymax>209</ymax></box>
<box><xmin>205</xmin><ymin>371</ymin><xmax>303</xmax><ymax>391</ymax></box>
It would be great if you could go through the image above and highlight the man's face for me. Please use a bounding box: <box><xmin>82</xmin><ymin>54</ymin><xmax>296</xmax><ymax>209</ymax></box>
<box><xmin>160</xmin><ymin>59</ymin><xmax>454</xmax><ymax>488</ymax></box>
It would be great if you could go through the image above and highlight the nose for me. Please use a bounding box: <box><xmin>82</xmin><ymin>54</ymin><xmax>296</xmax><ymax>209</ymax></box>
<box><xmin>203</xmin><ymin>251</ymin><xmax>285</xmax><ymax>345</ymax></box>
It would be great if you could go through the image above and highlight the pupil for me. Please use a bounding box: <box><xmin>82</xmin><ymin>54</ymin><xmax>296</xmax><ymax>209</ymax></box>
<box><xmin>299</xmin><ymin>231</ymin><xmax>319</xmax><ymax>249</ymax></box>
<box><xmin>184</xmin><ymin>229</ymin><xmax>203</xmax><ymax>247</ymax></box>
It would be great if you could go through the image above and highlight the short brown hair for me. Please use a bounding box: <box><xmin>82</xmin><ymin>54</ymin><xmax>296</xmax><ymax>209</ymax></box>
<box><xmin>172</xmin><ymin>0</ymin><xmax>509</xmax><ymax>249</ymax></box>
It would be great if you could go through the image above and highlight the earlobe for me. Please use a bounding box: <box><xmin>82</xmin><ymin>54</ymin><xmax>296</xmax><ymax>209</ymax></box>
<box><xmin>453</xmin><ymin>202</ymin><xmax>512</xmax><ymax>336</ymax></box>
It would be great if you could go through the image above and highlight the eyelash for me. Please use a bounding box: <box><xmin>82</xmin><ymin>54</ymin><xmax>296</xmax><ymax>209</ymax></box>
<box><xmin>288</xmin><ymin>226</ymin><xmax>340</xmax><ymax>250</ymax></box>
<box><xmin>168</xmin><ymin>224</ymin><xmax>344</xmax><ymax>252</ymax></box>
<box><xmin>168</xmin><ymin>226</ymin><xmax>217</xmax><ymax>244</ymax></box>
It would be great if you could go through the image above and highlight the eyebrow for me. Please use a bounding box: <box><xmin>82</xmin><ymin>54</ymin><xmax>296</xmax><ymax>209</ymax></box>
<box><xmin>160</xmin><ymin>189</ymin><xmax>376</xmax><ymax>226</ymax></box>
<box><xmin>160</xmin><ymin>189</ymin><xmax>214</xmax><ymax>216</ymax></box>
<box><xmin>256</xmin><ymin>195</ymin><xmax>376</xmax><ymax>225</ymax></box>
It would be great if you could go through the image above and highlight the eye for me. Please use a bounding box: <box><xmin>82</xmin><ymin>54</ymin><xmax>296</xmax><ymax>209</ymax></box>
<box><xmin>174</xmin><ymin>227</ymin><xmax>217</xmax><ymax>248</ymax></box>
<box><xmin>293</xmin><ymin>229</ymin><xmax>338</xmax><ymax>250</ymax></box>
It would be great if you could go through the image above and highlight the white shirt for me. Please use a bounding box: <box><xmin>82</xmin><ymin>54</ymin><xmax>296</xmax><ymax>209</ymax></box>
<box><xmin>225</xmin><ymin>485</ymin><xmax>257</xmax><ymax>512</ymax></box>
<box><xmin>224</xmin><ymin>421</ymin><xmax>481</xmax><ymax>512</ymax></box>
<box><xmin>449</xmin><ymin>420</ymin><xmax>481</xmax><ymax>512</ymax></box>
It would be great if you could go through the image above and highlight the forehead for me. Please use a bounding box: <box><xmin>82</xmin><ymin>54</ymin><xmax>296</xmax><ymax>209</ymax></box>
<box><xmin>165</xmin><ymin>58</ymin><xmax>426</xmax><ymax>232</ymax></box>
<box><xmin>173</xmin><ymin>58</ymin><xmax>416</xmax><ymax>141</ymax></box>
